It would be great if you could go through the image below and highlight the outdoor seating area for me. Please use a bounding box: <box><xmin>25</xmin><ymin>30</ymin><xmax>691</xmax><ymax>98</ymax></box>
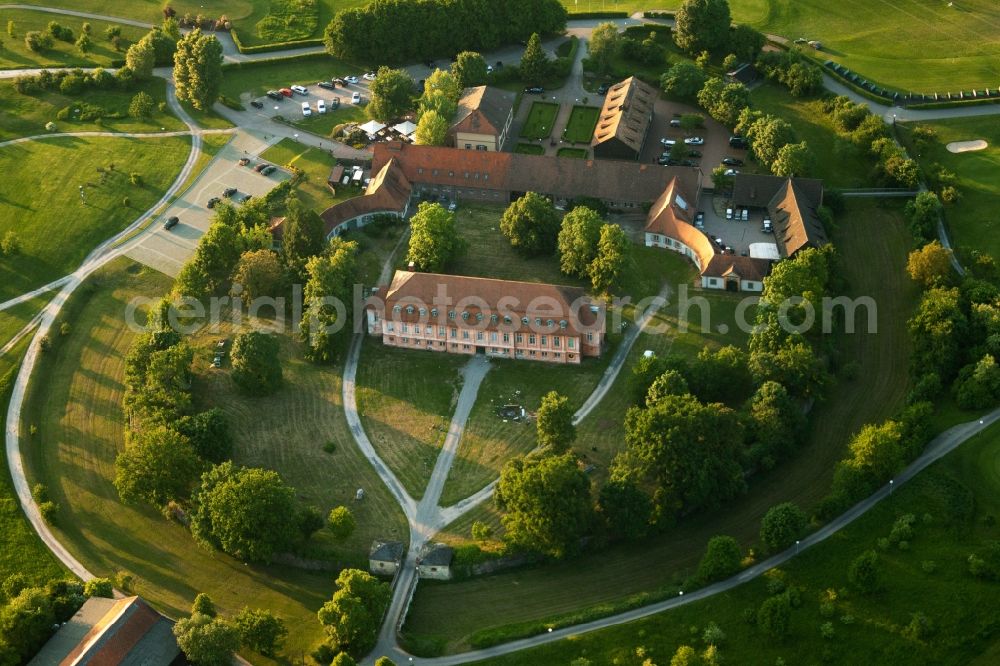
<box><xmin>344</xmin><ymin>119</ymin><xmax>419</xmax><ymax>145</ymax></box>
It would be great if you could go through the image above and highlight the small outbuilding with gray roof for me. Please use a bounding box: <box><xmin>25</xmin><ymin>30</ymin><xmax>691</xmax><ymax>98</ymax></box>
<box><xmin>417</xmin><ymin>543</ymin><xmax>455</xmax><ymax>580</ymax></box>
<box><xmin>369</xmin><ymin>540</ymin><xmax>405</xmax><ymax>577</ymax></box>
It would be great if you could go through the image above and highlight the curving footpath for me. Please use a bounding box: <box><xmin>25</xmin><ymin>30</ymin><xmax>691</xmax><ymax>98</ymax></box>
<box><xmin>4</xmin><ymin>70</ymin><xmax>208</xmax><ymax>583</ymax></box>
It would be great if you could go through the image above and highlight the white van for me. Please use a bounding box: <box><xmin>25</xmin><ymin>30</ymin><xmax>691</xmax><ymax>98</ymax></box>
<box><xmin>726</xmin><ymin>207</ymin><xmax>733</xmax><ymax>220</ymax></box>
<box><xmin>351</xmin><ymin>91</ymin><xmax>361</xmax><ymax>104</ymax></box>
<box><xmin>317</xmin><ymin>99</ymin><xmax>327</xmax><ymax>114</ymax></box>
<box><xmin>301</xmin><ymin>102</ymin><xmax>311</xmax><ymax>117</ymax></box>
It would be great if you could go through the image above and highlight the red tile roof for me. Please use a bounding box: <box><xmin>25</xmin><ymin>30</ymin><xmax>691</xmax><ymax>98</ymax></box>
<box><xmin>317</xmin><ymin>158</ymin><xmax>413</xmax><ymax>236</ymax></box>
<box><xmin>451</xmin><ymin>86</ymin><xmax>515</xmax><ymax>137</ymax></box>
<box><xmin>702</xmin><ymin>254</ymin><xmax>771</xmax><ymax>282</ymax></box>
<box><xmin>644</xmin><ymin>177</ymin><xmax>717</xmax><ymax>271</ymax></box>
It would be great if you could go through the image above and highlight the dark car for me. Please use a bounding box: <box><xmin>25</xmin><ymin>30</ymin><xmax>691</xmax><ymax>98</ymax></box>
<box><xmin>524</xmin><ymin>86</ymin><xmax>544</xmax><ymax>94</ymax></box>
<box><xmin>681</xmin><ymin>159</ymin><xmax>697</xmax><ymax>167</ymax></box>
<box><xmin>223</xmin><ymin>187</ymin><xmax>237</xmax><ymax>198</ymax></box>
<box><xmin>254</xmin><ymin>163</ymin><xmax>269</xmax><ymax>173</ymax></box>
<box><xmin>318</xmin><ymin>80</ymin><xmax>336</xmax><ymax>90</ymax></box>
<box><xmin>250</xmin><ymin>100</ymin><xmax>264</xmax><ymax>109</ymax></box>
<box><xmin>687</xmin><ymin>150</ymin><xmax>702</xmax><ymax>158</ymax></box>
<box><xmin>163</xmin><ymin>216</ymin><xmax>179</xmax><ymax>230</ymax></box>
<box><xmin>597</xmin><ymin>83</ymin><xmax>610</xmax><ymax>95</ymax></box>
<box><xmin>722</xmin><ymin>157</ymin><xmax>744</xmax><ymax>166</ymax></box>
<box><xmin>261</xmin><ymin>165</ymin><xmax>276</xmax><ymax>175</ymax></box>
<box><xmin>729</xmin><ymin>135</ymin><xmax>748</xmax><ymax>149</ymax></box>
<box><xmin>207</xmin><ymin>197</ymin><xmax>221</xmax><ymax>209</ymax></box>
<box><xmin>266</xmin><ymin>90</ymin><xmax>283</xmax><ymax>100</ymax></box>
<box><xmin>333</xmin><ymin>77</ymin><xmax>347</xmax><ymax>86</ymax></box>
<box><xmin>424</xmin><ymin>60</ymin><xmax>435</xmax><ymax>68</ymax></box>
<box><xmin>658</xmin><ymin>156</ymin><xmax>681</xmax><ymax>166</ymax></box>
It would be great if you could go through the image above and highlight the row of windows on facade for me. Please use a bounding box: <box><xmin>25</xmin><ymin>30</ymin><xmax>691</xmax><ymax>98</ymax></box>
<box><xmin>390</xmin><ymin>337</ymin><xmax>575</xmax><ymax>359</ymax></box>
<box><xmin>385</xmin><ymin>323</ymin><xmax>592</xmax><ymax>345</ymax></box>
<box><xmin>389</xmin><ymin>305</ymin><xmax>573</xmax><ymax>329</ymax></box>
<box><xmin>417</xmin><ymin>167</ymin><xmax>490</xmax><ymax>179</ymax></box>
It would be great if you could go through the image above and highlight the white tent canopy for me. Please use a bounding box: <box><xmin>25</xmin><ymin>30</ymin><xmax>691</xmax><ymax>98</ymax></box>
<box><xmin>359</xmin><ymin>120</ymin><xmax>386</xmax><ymax>135</ymax></box>
<box><xmin>392</xmin><ymin>120</ymin><xmax>417</xmax><ymax>136</ymax></box>
<box><xmin>749</xmin><ymin>243</ymin><xmax>780</xmax><ymax>260</ymax></box>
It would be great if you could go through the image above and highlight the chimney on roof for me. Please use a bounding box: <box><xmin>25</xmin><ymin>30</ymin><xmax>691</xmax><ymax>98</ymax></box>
<box><xmin>407</xmin><ymin>261</ymin><xmax>416</xmax><ymax>271</ymax></box>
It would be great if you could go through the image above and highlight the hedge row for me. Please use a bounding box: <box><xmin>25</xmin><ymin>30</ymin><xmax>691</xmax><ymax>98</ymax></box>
<box><xmin>220</xmin><ymin>52</ymin><xmax>334</xmax><ymax>71</ymax></box>
<box><xmin>229</xmin><ymin>28</ymin><xmax>324</xmax><ymax>54</ymax></box>
<box><xmin>567</xmin><ymin>11</ymin><xmax>629</xmax><ymax>19</ymax></box>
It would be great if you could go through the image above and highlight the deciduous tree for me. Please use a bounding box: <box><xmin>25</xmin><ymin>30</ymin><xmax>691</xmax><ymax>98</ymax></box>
<box><xmin>173</xmin><ymin>613</ymin><xmax>240</xmax><ymax>666</ymax></box>
<box><xmin>501</xmin><ymin>192</ymin><xmax>560</xmax><ymax>255</ymax></box>
<box><xmin>173</xmin><ymin>29</ymin><xmax>223</xmax><ymax>111</ymax></box>
<box><xmin>125</xmin><ymin>35</ymin><xmax>155</xmax><ymax>78</ymax></box>
<box><xmin>327</xmin><ymin>506</ymin><xmax>356</xmax><ymax>540</ymax></box>
<box><xmin>367</xmin><ymin>66</ymin><xmax>413</xmax><ymax>122</ymax></box>
<box><xmin>906</xmin><ymin>240</ymin><xmax>953</xmax><ymax>288</ymax></box>
<box><xmin>597</xmin><ymin>479</ymin><xmax>651</xmax><ymax>540</ymax></box>
<box><xmin>300</xmin><ymin>238</ymin><xmax>359</xmax><ymax>363</ymax></box>
<box><xmin>848</xmin><ymin>549</ymin><xmax>882</xmax><ymax>593</ymax></box>
<box><xmin>406</xmin><ymin>202</ymin><xmax>464</xmax><ymax>271</ymax></box>
<box><xmin>414</xmin><ymin>109</ymin><xmax>449</xmax><ymax>146</ymax></box>
<box><xmin>673</xmin><ymin>0</ymin><xmax>732</xmax><ymax>54</ymax></box>
<box><xmin>557</xmin><ymin>206</ymin><xmax>603</xmax><ymax>278</ymax></box>
<box><xmin>660</xmin><ymin>62</ymin><xmax>707</xmax><ymax>100</ymax></box>
<box><xmin>771</xmin><ymin>141</ymin><xmax>814</xmax><ymax>177</ymax></box>
<box><xmin>588</xmin><ymin>223</ymin><xmax>631</xmax><ymax>293</ymax></box>
<box><xmin>536</xmin><ymin>391</ymin><xmax>575</xmax><ymax>453</ymax></box>
<box><xmin>496</xmin><ymin>453</ymin><xmax>593</xmax><ymax>558</ymax></box>
<box><xmin>317</xmin><ymin>569</ymin><xmax>391</xmax><ymax>654</ymax></box>
<box><xmin>696</xmin><ymin>535</ymin><xmax>742</xmax><ymax>582</ymax></box>
<box><xmin>452</xmin><ymin>51</ymin><xmax>488</xmax><ymax>88</ymax></box>
<box><xmin>231</xmin><ymin>249</ymin><xmax>285</xmax><ymax>304</ymax></box>
<box><xmin>760</xmin><ymin>502</ymin><xmax>808</xmax><ymax>552</ymax></box>
<box><xmin>588</xmin><ymin>22</ymin><xmax>621</xmax><ymax>74</ymax></box>
<box><xmin>114</xmin><ymin>426</ymin><xmax>201</xmax><ymax>506</ymax></box>
<box><xmin>191</xmin><ymin>461</ymin><xmax>299</xmax><ymax>563</ymax></box>
<box><xmin>519</xmin><ymin>32</ymin><xmax>549</xmax><ymax>84</ymax></box>
<box><xmin>231</xmin><ymin>331</ymin><xmax>283</xmax><ymax>396</ymax></box>
<box><xmin>235</xmin><ymin>607</ymin><xmax>287</xmax><ymax>657</ymax></box>
<box><xmin>128</xmin><ymin>91</ymin><xmax>154</xmax><ymax>118</ymax></box>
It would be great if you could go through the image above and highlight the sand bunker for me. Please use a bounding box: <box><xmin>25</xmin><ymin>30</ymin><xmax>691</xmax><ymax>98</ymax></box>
<box><xmin>947</xmin><ymin>139</ymin><xmax>988</xmax><ymax>153</ymax></box>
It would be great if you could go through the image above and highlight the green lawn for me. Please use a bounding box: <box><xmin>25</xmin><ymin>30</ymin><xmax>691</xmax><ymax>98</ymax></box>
<box><xmin>897</xmin><ymin>116</ymin><xmax>1000</xmax><ymax>262</ymax></box>
<box><xmin>555</xmin><ymin>147</ymin><xmax>587</xmax><ymax>159</ymax></box>
<box><xmin>260</xmin><ymin>137</ymin><xmax>362</xmax><ymax>213</ymax></box>
<box><xmin>447</xmin><ymin>205</ymin><xmax>583</xmax><ymax>287</ymax></box>
<box><xmin>0</xmin><ymin>9</ymin><xmax>145</xmax><ymax>70</ymax></box>
<box><xmin>478</xmin><ymin>412</ymin><xmax>1000</xmax><ymax>665</ymax></box>
<box><xmin>219</xmin><ymin>54</ymin><xmax>359</xmax><ymax>101</ymax></box>
<box><xmin>21</xmin><ymin>257</ymin><xmax>408</xmax><ymax>662</ymax></box>
<box><xmin>0</xmin><ymin>295</ymin><xmax>49</xmax><ymax>345</ymax></box>
<box><xmin>0</xmin><ymin>77</ymin><xmax>186</xmax><ymax>141</ymax></box>
<box><xmin>404</xmin><ymin>199</ymin><xmax>918</xmax><ymax>653</ymax></box>
<box><xmin>0</xmin><ymin>135</ymin><xmax>190</xmax><ymax>302</ymax></box>
<box><xmin>355</xmin><ymin>344</ymin><xmax>464</xmax><ymax>500</ymax></box>
<box><xmin>750</xmin><ymin>84</ymin><xmax>874</xmax><ymax>188</ymax></box>
<box><xmin>519</xmin><ymin>102</ymin><xmax>559</xmax><ymax>141</ymax></box>
<box><xmin>513</xmin><ymin>143</ymin><xmax>543</xmax><ymax>155</ymax></box>
<box><xmin>561</xmin><ymin>105</ymin><xmax>599</xmax><ymax>144</ymax></box>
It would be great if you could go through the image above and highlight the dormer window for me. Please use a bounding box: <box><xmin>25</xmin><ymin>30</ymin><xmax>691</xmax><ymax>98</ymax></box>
<box><xmin>560</xmin><ymin>320</ymin><xmax>567</xmax><ymax>329</ymax></box>
<box><xmin>393</xmin><ymin>305</ymin><xmax>402</xmax><ymax>313</ymax></box>
<box><xmin>521</xmin><ymin>317</ymin><xmax>529</xmax><ymax>324</ymax></box>
<box><xmin>431</xmin><ymin>308</ymin><xmax>438</xmax><ymax>317</ymax></box>
<box><xmin>406</xmin><ymin>305</ymin><xmax>414</xmax><ymax>314</ymax></box>
<box><xmin>491</xmin><ymin>314</ymin><xmax>498</xmax><ymax>323</ymax></box>
<box><xmin>462</xmin><ymin>312</ymin><xmax>470</xmax><ymax>320</ymax></box>
<box><xmin>449</xmin><ymin>310</ymin><xmax>456</xmax><ymax>319</ymax></box>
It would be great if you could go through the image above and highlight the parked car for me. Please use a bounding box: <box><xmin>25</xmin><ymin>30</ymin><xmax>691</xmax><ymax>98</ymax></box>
<box><xmin>223</xmin><ymin>187</ymin><xmax>237</xmax><ymax>198</ymax></box>
<box><xmin>261</xmin><ymin>165</ymin><xmax>276</xmax><ymax>176</ymax></box>
<box><xmin>345</xmin><ymin>75</ymin><xmax>359</xmax><ymax>84</ymax></box>
<box><xmin>729</xmin><ymin>135</ymin><xmax>748</xmax><ymax>149</ymax></box>
<box><xmin>318</xmin><ymin>80</ymin><xmax>335</xmax><ymax>90</ymax></box>
<box><xmin>250</xmin><ymin>100</ymin><xmax>264</xmax><ymax>109</ymax></box>
<box><xmin>681</xmin><ymin>159</ymin><xmax>697</xmax><ymax>167</ymax></box>
<box><xmin>741</xmin><ymin>208</ymin><xmax>749</xmax><ymax>221</ymax></box>
<box><xmin>660</xmin><ymin>137</ymin><xmax>676</xmax><ymax>147</ymax></box>
<box><xmin>726</xmin><ymin>207</ymin><xmax>733</xmax><ymax>220</ymax></box>
<box><xmin>254</xmin><ymin>162</ymin><xmax>269</xmax><ymax>173</ymax></box>
<box><xmin>330</xmin><ymin>97</ymin><xmax>340</xmax><ymax>109</ymax></box>
<box><xmin>291</xmin><ymin>84</ymin><xmax>308</xmax><ymax>95</ymax></box>
<box><xmin>694</xmin><ymin>211</ymin><xmax>705</xmax><ymax>228</ymax></box>
<box><xmin>762</xmin><ymin>219</ymin><xmax>773</xmax><ymax>233</ymax></box>
<box><xmin>684</xmin><ymin>136</ymin><xmax>704</xmax><ymax>145</ymax></box>
<box><xmin>333</xmin><ymin>77</ymin><xmax>347</xmax><ymax>86</ymax></box>
<box><xmin>424</xmin><ymin>60</ymin><xmax>435</xmax><ymax>68</ymax></box>
<box><xmin>302</xmin><ymin>101</ymin><xmax>312</xmax><ymax>117</ymax></box>
<box><xmin>207</xmin><ymin>197</ymin><xmax>221</xmax><ymax>209</ymax></box>
<box><xmin>687</xmin><ymin>150</ymin><xmax>702</xmax><ymax>158</ymax></box>
<box><xmin>721</xmin><ymin>157</ymin><xmax>744</xmax><ymax>166</ymax></box>
<box><xmin>448</xmin><ymin>200</ymin><xmax>457</xmax><ymax>212</ymax></box>
<box><xmin>279</xmin><ymin>88</ymin><xmax>293</xmax><ymax>97</ymax></box>
<box><xmin>713</xmin><ymin>236</ymin><xmax>724</xmax><ymax>248</ymax></box>
<box><xmin>597</xmin><ymin>83</ymin><xmax>610</xmax><ymax>95</ymax></box>
<box><xmin>363</xmin><ymin>72</ymin><xmax>377</xmax><ymax>81</ymax></box>
<box><xmin>486</xmin><ymin>65</ymin><xmax>494</xmax><ymax>74</ymax></box>
<box><xmin>351</xmin><ymin>91</ymin><xmax>361</xmax><ymax>104</ymax></box>
<box><xmin>315</xmin><ymin>99</ymin><xmax>326</xmax><ymax>113</ymax></box>
<box><xmin>670</xmin><ymin>118</ymin><xmax>682</xmax><ymax>127</ymax></box>
<box><xmin>724</xmin><ymin>168</ymin><xmax>740</xmax><ymax>176</ymax></box>
<box><xmin>524</xmin><ymin>86</ymin><xmax>544</xmax><ymax>94</ymax></box>
<box><xmin>163</xmin><ymin>216</ymin><xmax>179</xmax><ymax>230</ymax></box>
<box><xmin>266</xmin><ymin>90</ymin><xmax>283</xmax><ymax>100</ymax></box>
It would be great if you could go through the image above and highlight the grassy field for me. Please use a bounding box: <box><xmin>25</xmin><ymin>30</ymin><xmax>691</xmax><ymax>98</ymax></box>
<box><xmin>0</xmin><ymin>135</ymin><xmax>190</xmax><ymax>302</ymax></box>
<box><xmin>448</xmin><ymin>205</ymin><xmax>583</xmax><ymax>287</ymax></box>
<box><xmin>0</xmin><ymin>295</ymin><xmax>49</xmax><ymax>345</ymax></box>
<box><xmin>519</xmin><ymin>102</ymin><xmax>559</xmax><ymax>141</ymax></box>
<box><xmin>0</xmin><ymin>9</ymin><xmax>145</xmax><ymax>70</ymax></box>
<box><xmin>555</xmin><ymin>147</ymin><xmax>587</xmax><ymax>159</ymax></box>
<box><xmin>355</xmin><ymin>344</ymin><xmax>464</xmax><ymax>499</ymax></box>
<box><xmin>0</xmin><ymin>337</ymin><xmax>65</xmax><ymax>587</ymax></box>
<box><xmin>404</xmin><ymin>199</ymin><xmax>919</xmax><ymax>652</ymax></box>
<box><xmin>478</xmin><ymin>413</ymin><xmax>1000</xmax><ymax>665</ymax></box>
<box><xmin>0</xmin><ymin>77</ymin><xmax>186</xmax><ymax>141</ymax></box>
<box><xmin>20</xmin><ymin>257</ymin><xmax>407</xmax><ymax>661</ymax></box>
<box><xmin>561</xmin><ymin>105</ymin><xmax>599</xmax><ymax>144</ymax></box>
<box><xmin>897</xmin><ymin>116</ymin><xmax>1000</xmax><ymax>262</ymax></box>
<box><xmin>259</xmin><ymin>136</ymin><xmax>364</xmax><ymax>213</ymax></box>
<box><xmin>219</xmin><ymin>55</ymin><xmax>360</xmax><ymax>101</ymax></box>
<box><xmin>750</xmin><ymin>84</ymin><xmax>874</xmax><ymax>188</ymax></box>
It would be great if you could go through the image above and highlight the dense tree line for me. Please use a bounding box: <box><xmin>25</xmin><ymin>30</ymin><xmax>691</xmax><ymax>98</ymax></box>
<box><xmin>756</xmin><ymin>50</ymin><xmax>824</xmax><ymax>97</ymax></box>
<box><xmin>323</xmin><ymin>0</ymin><xmax>567</xmax><ymax>64</ymax></box>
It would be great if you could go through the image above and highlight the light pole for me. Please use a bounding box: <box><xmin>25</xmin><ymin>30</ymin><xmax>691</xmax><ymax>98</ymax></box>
<box><xmin>79</xmin><ymin>185</ymin><xmax>86</xmax><ymax>205</ymax></box>
<box><xmin>889</xmin><ymin>479</ymin><xmax>894</xmax><ymax>496</ymax></box>
<box><xmin>795</xmin><ymin>540</ymin><xmax>800</xmax><ymax>555</ymax></box>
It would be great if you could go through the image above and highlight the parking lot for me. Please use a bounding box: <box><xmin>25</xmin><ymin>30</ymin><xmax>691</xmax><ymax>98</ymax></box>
<box><xmin>239</xmin><ymin>78</ymin><xmax>371</xmax><ymax>124</ymax></box>
<box><xmin>697</xmin><ymin>192</ymin><xmax>778</xmax><ymax>257</ymax></box>
<box><xmin>125</xmin><ymin>131</ymin><xmax>291</xmax><ymax>277</ymax></box>
<box><xmin>640</xmin><ymin>99</ymin><xmax>748</xmax><ymax>191</ymax></box>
